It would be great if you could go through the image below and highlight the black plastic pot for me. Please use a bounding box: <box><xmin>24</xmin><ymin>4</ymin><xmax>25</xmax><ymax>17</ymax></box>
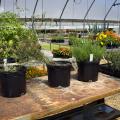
<box><xmin>53</xmin><ymin>54</ymin><xmax>71</xmax><ymax>59</ymax></box>
<box><xmin>47</xmin><ymin>61</ymin><xmax>71</xmax><ymax>87</ymax></box>
<box><xmin>7</xmin><ymin>58</ymin><xmax>16</xmax><ymax>63</ymax></box>
<box><xmin>51</xmin><ymin>39</ymin><xmax>64</xmax><ymax>43</ymax></box>
<box><xmin>99</xmin><ymin>64</ymin><xmax>120</xmax><ymax>78</ymax></box>
<box><xmin>77</xmin><ymin>62</ymin><xmax>99</xmax><ymax>82</ymax></box>
<box><xmin>106</xmin><ymin>43</ymin><xmax>119</xmax><ymax>49</ymax></box>
<box><xmin>0</xmin><ymin>58</ymin><xmax>16</xmax><ymax>64</ymax></box>
<box><xmin>0</xmin><ymin>58</ymin><xmax>3</xmax><ymax>64</ymax></box>
<box><xmin>0</xmin><ymin>66</ymin><xmax>26</xmax><ymax>98</ymax></box>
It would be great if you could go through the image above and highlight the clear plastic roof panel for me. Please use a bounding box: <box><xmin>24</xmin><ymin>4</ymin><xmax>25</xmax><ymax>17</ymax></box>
<box><xmin>0</xmin><ymin>0</ymin><xmax>120</xmax><ymax>20</ymax></box>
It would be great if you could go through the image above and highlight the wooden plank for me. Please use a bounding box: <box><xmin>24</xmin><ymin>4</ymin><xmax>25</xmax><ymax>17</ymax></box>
<box><xmin>0</xmin><ymin>73</ymin><xmax>120</xmax><ymax>120</ymax></box>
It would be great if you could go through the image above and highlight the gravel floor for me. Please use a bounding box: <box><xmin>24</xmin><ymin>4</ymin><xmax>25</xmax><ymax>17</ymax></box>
<box><xmin>106</xmin><ymin>93</ymin><xmax>120</xmax><ymax>120</ymax></box>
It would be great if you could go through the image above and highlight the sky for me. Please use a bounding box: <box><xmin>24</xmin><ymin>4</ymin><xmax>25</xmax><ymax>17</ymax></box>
<box><xmin>0</xmin><ymin>0</ymin><xmax>120</xmax><ymax>20</ymax></box>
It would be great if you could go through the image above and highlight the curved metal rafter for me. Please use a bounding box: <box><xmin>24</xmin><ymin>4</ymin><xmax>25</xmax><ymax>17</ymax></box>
<box><xmin>104</xmin><ymin>0</ymin><xmax>118</xmax><ymax>29</ymax></box>
<box><xmin>113</xmin><ymin>2</ymin><xmax>120</xmax><ymax>6</ymax></box>
<box><xmin>59</xmin><ymin>0</ymin><xmax>70</xmax><ymax>29</ymax></box>
<box><xmin>83</xmin><ymin>0</ymin><xmax>96</xmax><ymax>21</ymax></box>
<box><xmin>83</xmin><ymin>0</ymin><xmax>96</xmax><ymax>34</ymax></box>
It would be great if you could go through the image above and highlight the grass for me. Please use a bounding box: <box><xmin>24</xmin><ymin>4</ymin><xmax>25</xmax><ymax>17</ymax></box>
<box><xmin>41</xmin><ymin>42</ymin><xmax>70</xmax><ymax>51</ymax></box>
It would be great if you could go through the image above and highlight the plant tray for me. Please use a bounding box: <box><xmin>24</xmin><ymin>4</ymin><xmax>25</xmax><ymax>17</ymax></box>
<box><xmin>42</xmin><ymin>103</ymin><xmax>120</xmax><ymax>120</ymax></box>
<box><xmin>99</xmin><ymin>64</ymin><xmax>120</xmax><ymax>78</ymax></box>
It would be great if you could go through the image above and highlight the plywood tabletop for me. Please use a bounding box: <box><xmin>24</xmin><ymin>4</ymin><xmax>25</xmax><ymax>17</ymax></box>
<box><xmin>0</xmin><ymin>73</ymin><xmax>120</xmax><ymax>120</ymax></box>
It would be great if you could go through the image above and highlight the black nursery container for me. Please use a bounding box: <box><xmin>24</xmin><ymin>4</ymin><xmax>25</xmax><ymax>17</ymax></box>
<box><xmin>7</xmin><ymin>58</ymin><xmax>16</xmax><ymax>63</ymax></box>
<box><xmin>0</xmin><ymin>66</ymin><xmax>26</xmax><ymax>98</ymax></box>
<box><xmin>0</xmin><ymin>58</ymin><xmax>16</xmax><ymax>64</ymax></box>
<box><xmin>99</xmin><ymin>64</ymin><xmax>120</xmax><ymax>78</ymax></box>
<box><xmin>77</xmin><ymin>62</ymin><xmax>99</xmax><ymax>82</ymax></box>
<box><xmin>47</xmin><ymin>61</ymin><xmax>71</xmax><ymax>87</ymax></box>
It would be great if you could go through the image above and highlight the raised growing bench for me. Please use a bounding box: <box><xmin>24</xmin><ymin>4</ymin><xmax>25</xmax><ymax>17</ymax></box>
<box><xmin>0</xmin><ymin>73</ymin><xmax>120</xmax><ymax>120</ymax></box>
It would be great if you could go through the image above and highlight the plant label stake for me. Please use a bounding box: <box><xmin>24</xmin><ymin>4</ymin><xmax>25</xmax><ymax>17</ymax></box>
<box><xmin>89</xmin><ymin>54</ymin><xmax>93</xmax><ymax>62</ymax></box>
<box><xmin>3</xmin><ymin>58</ymin><xmax>8</xmax><ymax>71</ymax></box>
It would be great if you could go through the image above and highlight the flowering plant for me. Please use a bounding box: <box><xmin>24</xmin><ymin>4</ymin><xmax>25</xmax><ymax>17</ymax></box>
<box><xmin>96</xmin><ymin>29</ymin><xmax>120</xmax><ymax>47</ymax></box>
<box><xmin>26</xmin><ymin>66</ymin><xmax>47</xmax><ymax>79</ymax></box>
<box><xmin>52</xmin><ymin>47</ymin><xmax>72</xmax><ymax>58</ymax></box>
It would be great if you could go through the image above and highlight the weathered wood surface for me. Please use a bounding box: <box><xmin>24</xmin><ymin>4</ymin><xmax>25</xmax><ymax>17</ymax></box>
<box><xmin>0</xmin><ymin>73</ymin><xmax>120</xmax><ymax>120</ymax></box>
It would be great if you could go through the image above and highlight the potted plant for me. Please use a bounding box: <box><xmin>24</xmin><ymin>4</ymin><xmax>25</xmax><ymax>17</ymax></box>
<box><xmin>72</xmin><ymin>39</ymin><xmax>105</xmax><ymax>82</ymax></box>
<box><xmin>0</xmin><ymin>12</ymin><xmax>47</xmax><ymax>97</ymax></box>
<box><xmin>99</xmin><ymin>50</ymin><xmax>120</xmax><ymax>78</ymax></box>
<box><xmin>52</xmin><ymin>47</ymin><xmax>72</xmax><ymax>58</ymax></box>
<box><xmin>96</xmin><ymin>29</ymin><xmax>120</xmax><ymax>49</ymax></box>
<box><xmin>0</xmin><ymin>12</ymin><xmax>23</xmax><ymax>63</ymax></box>
<box><xmin>68</xmin><ymin>33</ymin><xmax>77</xmax><ymax>45</ymax></box>
<box><xmin>0</xmin><ymin>65</ymin><xmax>27</xmax><ymax>97</ymax></box>
<box><xmin>47</xmin><ymin>61</ymin><xmax>71</xmax><ymax>87</ymax></box>
<box><xmin>51</xmin><ymin>35</ymin><xmax>64</xmax><ymax>43</ymax></box>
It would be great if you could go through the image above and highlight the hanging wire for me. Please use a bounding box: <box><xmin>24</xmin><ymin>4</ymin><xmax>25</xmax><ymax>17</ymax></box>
<box><xmin>83</xmin><ymin>0</ymin><xmax>89</xmax><ymax>33</ymax></box>
<box><xmin>15</xmin><ymin>0</ymin><xmax>18</xmax><ymax>9</ymax></box>
<box><xmin>4</xmin><ymin>0</ymin><xmax>6</xmax><ymax>12</ymax></box>
<box><xmin>72</xmin><ymin>0</ymin><xmax>75</xmax><ymax>25</ymax></box>
<box><xmin>117</xmin><ymin>0</ymin><xmax>120</xmax><ymax>33</ymax></box>
<box><xmin>13</xmin><ymin>0</ymin><xmax>15</xmax><ymax>13</ymax></box>
<box><xmin>105</xmin><ymin>0</ymin><xmax>106</xmax><ymax>16</ymax></box>
<box><xmin>32</xmin><ymin>0</ymin><xmax>39</xmax><ymax>29</ymax></box>
<box><xmin>86</xmin><ymin>0</ymin><xmax>88</xmax><ymax>19</ymax></box>
<box><xmin>86</xmin><ymin>0</ymin><xmax>90</xmax><ymax>33</ymax></box>
<box><xmin>118</xmin><ymin>1</ymin><xmax>120</xmax><ymax>34</ymax></box>
<box><xmin>103</xmin><ymin>0</ymin><xmax>107</xmax><ymax>29</ymax></box>
<box><xmin>15</xmin><ymin>0</ymin><xmax>18</xmax><ymax>7</ymax></box>
<box><xmin>25</xmin><ymin>0</ymin><xmax>27</xmax><ymax>23</ymax></box>
<box><xmin>117</xmin><ymin>2</ymin><xmax>119</xmax><ymax>22</ymax></box>
<box><xmin>42</xmin><ymin>0</ymin><xmax>44</xmax><ymax>24</ymax></box>
<box><xmin>15</xmin><ymin>0</ymin><xmax>20</xmax><ymax>16</ymax></box>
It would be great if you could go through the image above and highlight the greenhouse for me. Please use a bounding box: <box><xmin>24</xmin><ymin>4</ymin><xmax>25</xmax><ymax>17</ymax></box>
<box><xmin>0</xmin><ymin>0</ymin><xmax>120</xmax><ymax>120</ymax></box>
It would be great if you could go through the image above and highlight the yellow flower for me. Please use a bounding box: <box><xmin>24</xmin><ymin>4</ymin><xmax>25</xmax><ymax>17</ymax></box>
<box><xmin>100</xmin><ymin>42</ymin><xmax>104</xmax><ymax>46</ymax></box>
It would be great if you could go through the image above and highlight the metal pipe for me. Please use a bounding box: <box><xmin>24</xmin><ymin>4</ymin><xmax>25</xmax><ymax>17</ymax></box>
<box><xmin>113</xmin><ymin>3</ymin><xmax>120</xmax><ymax>6</ymax></box>
<box><xmin>104</xmin><ymin>0</ymin><xmax>117</xmax><ymax>29</ymax></box>
<box><xmin>20</xmin><ymin>18</ymin><xmax>120</xmax><ymax>24</ymax></box>
<box><xmin>59</xmin><ymin>0</ymin><xmax>70</xmax><ymax>29</ymax></box>
<box><xmin>83</xmin><ymin>0</ymin><xmax>95</xmax><ymax>36</ymax></box>
<box><xmin>83</xmin><ymin>0</ymin><xmax>96</xmax><ymax>36</ymax></box>
<box><xmin>83</xmin><ymin>0</ymin><xmax>96</xmax><ymax>20</ymax></box>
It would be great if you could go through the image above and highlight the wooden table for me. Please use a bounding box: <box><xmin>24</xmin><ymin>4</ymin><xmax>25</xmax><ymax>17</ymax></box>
<box><xmin>0</xmin><ymin>73</ymin><xmax>120</xmax><ymax>120</ymax></box>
